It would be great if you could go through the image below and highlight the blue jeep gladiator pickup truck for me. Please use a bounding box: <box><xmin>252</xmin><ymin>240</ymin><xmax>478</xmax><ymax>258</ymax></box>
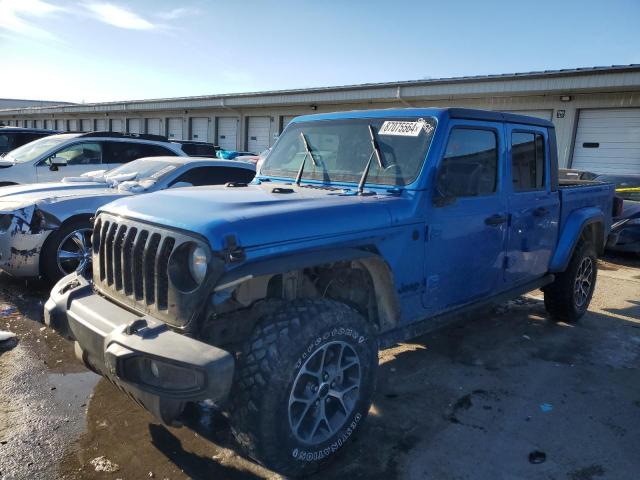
<box><xmin>45</xmin><ymin>108</ymin><xmax>614</xmax><ymax>476</ymax></box>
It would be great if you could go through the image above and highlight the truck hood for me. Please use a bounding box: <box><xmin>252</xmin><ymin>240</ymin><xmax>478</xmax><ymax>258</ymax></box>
<box><xmin>0</xmin><ymin>182</ymin><xmax>130</xmax><ymax>211</ymax></box>
<box><xmin>102</xmin><ymin>183</ymin><xmax>397</xmax><ymax>250</ymax></box>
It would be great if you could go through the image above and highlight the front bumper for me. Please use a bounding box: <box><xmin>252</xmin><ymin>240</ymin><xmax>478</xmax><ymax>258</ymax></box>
<box><xmin>0</xmin><ymin>216</ymin><xmax>50</xmax><ymax>277</ymax></box>
<box><xmin>44</xmin><ymin>273</ymin><xmax>235</xmax><ymax>424</ymax></box>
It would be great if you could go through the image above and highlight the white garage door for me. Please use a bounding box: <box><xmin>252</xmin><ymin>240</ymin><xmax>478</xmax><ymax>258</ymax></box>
<box><xmin>167</xmin><ymin>118</ymin><xmax>183</xmax><ymax>140</ymax></box>
<box><xmin>191</xmin><ymin>117</ymin><xmax>209</xmax><ymax>142</ymax></box>
<box><xmin>571</xmin><ymin>109</ymin><xmax>640</xmax><ymax>174</ymax></box>
<box><xmin>281</xmin><ymin>115</ymin><xmax>297</xmax><ymax>133</ymax></box>
<box><xmin>95</xmin><ymin>119</ymin><xmax>107</xmax><ymax>131</ymax></box>
<box><xmin>217</xmin><ymin>117</ymin><xmax>238</xmax><ymax>150</ymax></box>
<box><xmin>502</xmin><ymin>110</ymin><xmax>553</xmax><ymax>121</ymax></box>
<box><xmin>45</xmin><ymin>119</ymin><xmax>53</xmax><ymax>130</ymax></box>
<box><xmin>55</xmin><ymin>119</ymin><xmax>64</xmax><ymax>131</ymax></box>
<box><xmin>68</xmin><ymin>119</ymin><xmax>78</xmax><ymax>131</ymax></box>
<box><xmin>128</xmin><ymin>118</ymin><xmax>141</xmax><ymax>134</ymax></box>
<box><xmin>247</xmin><ymin>116</ymin><xmax>271</xmax><ymax>153</ymax></box>
<box><xmin>81</xmin><ymin>119</ymin><xmax>91</xmax><ymax>131</ymax></box>
<box><xmin>111</xmin><ymin>119</ymin><xmax>123</xmax><ymax>132</ymax></box>
<box><xmin>147</xmin><ymin>118</ymin><xmax>161</xmax><ymax>135</ymax></box>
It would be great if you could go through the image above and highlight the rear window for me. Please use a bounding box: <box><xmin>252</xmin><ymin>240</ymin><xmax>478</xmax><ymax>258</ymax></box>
<box><xmin>179</xmin><ymin>143</ymin><xmax>218</xmax><ymax>157</ymax></box>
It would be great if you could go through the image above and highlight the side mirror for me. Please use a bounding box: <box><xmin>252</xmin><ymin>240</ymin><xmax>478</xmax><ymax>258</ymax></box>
<box><xmin>432</xmin><ymin>164</ymin><xmax>456</xmax><ymax>207</ymax></box>
<box><xmin>49</xmin><ymin>156</ymin><xmax>68</xmax><ymax>171</ymax></box>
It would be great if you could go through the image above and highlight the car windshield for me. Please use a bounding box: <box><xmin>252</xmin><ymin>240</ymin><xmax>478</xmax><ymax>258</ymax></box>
<box><xmin>5</xmin><ymin>134</ymin><xmax>79</xmax><ymax>163</ymax></box>
<box><xmin>595</xmin><ymin>175</ymin><xmax>640</xmax><ymax>189</ymax></box>
<box><xmin>260</xmin><ymin>117</ymin><xmax>437</xmax><ymax>186</ymax></box>
<box><xmin>104</xmin><ymin>158</ymin><xmax>183</xmax><ymax>181</ymax></box>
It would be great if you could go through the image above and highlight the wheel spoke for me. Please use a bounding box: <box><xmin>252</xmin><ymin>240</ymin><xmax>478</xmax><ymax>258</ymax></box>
<box><xmin>59</xmin><ymin>249</ymin><xmax>82</xmax><ymax>261</ymax></box>
<box><xmin>293</xmin><ymin>399</ymin><xmax>315</xmax><ymax>432</ymax></box>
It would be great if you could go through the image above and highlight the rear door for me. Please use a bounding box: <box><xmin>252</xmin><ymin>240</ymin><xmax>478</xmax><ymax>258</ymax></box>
<box><xmin>423</xmin><ymin>121</ymin><xmax>508</xmax><ymax>313</ymax></box>
<box><xmin>505</xmin><ymin>125</ymin><xmax>559</xmax><ymax>285</ymax></box>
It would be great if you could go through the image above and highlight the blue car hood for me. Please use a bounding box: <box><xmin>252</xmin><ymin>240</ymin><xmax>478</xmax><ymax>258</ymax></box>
<box><xmin>101</xmin><ymin>183</ymin><xmax>395</xmax><ymax>250</ymax></box>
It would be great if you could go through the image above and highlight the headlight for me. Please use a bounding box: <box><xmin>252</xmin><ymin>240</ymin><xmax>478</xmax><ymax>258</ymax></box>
<box><xmin>189</xmin><ymin>245</ymin><xmax>208</xmax><ymax>285</ymax></box>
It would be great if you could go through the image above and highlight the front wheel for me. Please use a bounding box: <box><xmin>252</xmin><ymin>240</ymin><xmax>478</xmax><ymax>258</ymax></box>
<box><xmin>231</xmin><ymin>298</ymin><xmax>378</xmax><ymax>477</ymax></box>
<box><xmin>543</xmin><ymin>239</ymin><xmax>597</xmax><ymax>322</ymax></box>
<box><xmin>41</xmin><ymin>218</ymin><xmax>92</xmax><ymax>283</ymax></box>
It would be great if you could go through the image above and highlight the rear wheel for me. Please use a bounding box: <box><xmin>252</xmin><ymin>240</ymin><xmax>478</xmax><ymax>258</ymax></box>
<box><xmin>230</xmin><ymin>298</ymin><xmax>378</xmax><ymax>477</ymax></box>
<box><xmin>41</xmin><ymin>218</ymin><xmax>92</xmax><ymax>283</ymax></box>
<box><xmin>544</xmin><ymin>239</ymin><xmax>597</xmax><ymax>322</ymax></box>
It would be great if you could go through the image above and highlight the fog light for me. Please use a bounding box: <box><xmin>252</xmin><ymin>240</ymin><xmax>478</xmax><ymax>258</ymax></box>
<box><xmin>122</xmin><ymin>356</ymin><xmax>205</xmax><ymax>394</ymax></box>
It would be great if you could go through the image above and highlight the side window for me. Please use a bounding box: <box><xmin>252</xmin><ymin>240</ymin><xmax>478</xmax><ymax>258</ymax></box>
<box><xmin>48</xmin><ymin>142</ymin><xmax>102</xmax><ymax>165</ymax></box>
<box><xmin>170</xmin><ymin>167</ymin><xmax>255</xmax><ymax>187</ymax></box>
<box><xmin>103</xmin><ymin>142</ymin><xmax>175</xmax><ymax>164</ymax></box>
<box><xmin>437</xmin><ymin>128</ymin><xmax>498</xmax><ymax>197</ymax></box>
<box><xmin>0</xmin><ymin>134</ymin><xmax>12</xmax><ymax>154</ymax></box>
<box><xmin>511</xmin><ymin>132</ymin><xmax>545</xmax><ymax>191</ymax></box>
<box><xmin>179</xmin><ymin>143</ymin><xmax>217</xmax><ymax>157</ymax></box>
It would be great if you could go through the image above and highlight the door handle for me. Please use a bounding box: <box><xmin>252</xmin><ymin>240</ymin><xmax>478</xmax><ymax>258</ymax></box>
<box><xmin>533</xmin><ymin>207</ymin><xmax>548</xmax><ymax>217</ymax></box>
<box><xmin>485</xmin><ymin>214</ymin><xmax>508</xmax><ymax>226</ymax></box>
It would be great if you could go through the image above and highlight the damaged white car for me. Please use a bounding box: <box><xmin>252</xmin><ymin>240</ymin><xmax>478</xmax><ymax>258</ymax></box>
<box><xmin>0</xmin><ymin>157</ymin><xmax>255</xmax><ymax>282</ymax></box>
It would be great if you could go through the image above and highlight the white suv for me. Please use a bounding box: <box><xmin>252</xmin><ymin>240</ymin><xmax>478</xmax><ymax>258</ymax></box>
<box><xmin>0</xmin><ymin>132</ymin><xmax>190</xmax><ymax>185</ymax></box>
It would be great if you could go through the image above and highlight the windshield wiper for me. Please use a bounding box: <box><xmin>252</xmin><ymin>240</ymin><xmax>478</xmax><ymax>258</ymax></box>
<box><xmin>357</xmin><ymin>125</ymin><xmax>384</xmax><ymax>195</ymax></box>
<box><xmin>295</xmin><ymin>132</ymin><xmax>318</xmax><ymax>185</ymax></box>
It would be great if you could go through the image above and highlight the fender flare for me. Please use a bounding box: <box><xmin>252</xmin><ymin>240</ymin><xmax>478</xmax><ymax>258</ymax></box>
<box><xmin>214</xmin><ymin>247</ymin><xmax>401</xmax><ymax>330</ymax></box>
<box><xmin>549</xmin><ymin>207</ymin><xmax>604</xmax><ymax>273</ymax></box>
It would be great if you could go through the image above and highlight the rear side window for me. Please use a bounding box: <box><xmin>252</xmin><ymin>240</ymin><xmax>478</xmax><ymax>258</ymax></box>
<box><xmin>511</xmin><ymin>132</ymin><xmax>545</xmax><ymax>191</ymax></box>
<box><xmin>170</xmin><ymin>166</ymin><xmax>255</xmax><ymax>186</ymax></box>
<box><xmin>180</xmin><ymin>143</ymin><xmax>217</xmax><ymax>157</ymax></box>
<box><xmin>103</xmin><ymin>142</ymin><xmax>176</xmax><ymax>164</ymax></box>
<box><xmin>438</xmin><ymin>128</ymin><xmax>498</xmax><ymax>197</ymax></box>
<box><xmin>0</xmin><ymin>134</ymin><xmax>13</xmax><ymax>154</ymax></box>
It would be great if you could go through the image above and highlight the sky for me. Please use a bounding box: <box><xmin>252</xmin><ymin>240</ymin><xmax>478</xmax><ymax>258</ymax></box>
<box><xmin>0</xmin><ymin>0</ymin><xmax>639</xmax><ymax>103</ymax></box>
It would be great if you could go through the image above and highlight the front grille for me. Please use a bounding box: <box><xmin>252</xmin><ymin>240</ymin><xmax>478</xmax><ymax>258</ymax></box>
<box><xmin>93</xmin><ymin>214</ymin><xmax>179</xmax><ymax>318</ymax></box>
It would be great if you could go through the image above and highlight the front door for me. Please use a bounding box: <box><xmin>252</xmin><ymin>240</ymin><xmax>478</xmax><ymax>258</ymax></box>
<box><xmin>36</xmin><ymin>141</ymin><xmax>103</xmax><ymax>182</ymax></box>
<box><xmin>505</xmin><ymin>126</ymin><xmax>559</xmax><ymax>285</ymax></box>
<box><xmin>423</xmin><ymin>122</ymin><xmax>508</xmax><ymax>314</ymax></box>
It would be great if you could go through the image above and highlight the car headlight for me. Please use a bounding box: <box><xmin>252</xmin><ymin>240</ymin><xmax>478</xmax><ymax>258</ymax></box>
<box><xmin>189</xmin><ymin>245</ymin><xmax>208</xmax><ymax>285</ymax></box>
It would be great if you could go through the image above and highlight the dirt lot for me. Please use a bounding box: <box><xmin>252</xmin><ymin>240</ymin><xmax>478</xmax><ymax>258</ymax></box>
<box><xmin>0</xmin><ymin>254</ymin><xmax>639</xmax><ymax>480</ymax></box>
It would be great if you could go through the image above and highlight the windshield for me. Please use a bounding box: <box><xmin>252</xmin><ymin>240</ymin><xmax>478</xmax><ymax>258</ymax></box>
<box><xmin>5</xmin><ymin>134</ymin><xmax>79</xmax><ymax>163</ymax></box>
<box><xmin>595</xmin><ymin>175</ymin><xmax>640</xmax><ymax>189</ymax></box>
<box><xmin>105</xmin><ymin>158</ymin><xmax>183</xmax><ymax>181</ymax></box>
<box><xmin>260</xmin><ymin>117</ymin><xmax>437</xmax><ymax>186</ymax></box>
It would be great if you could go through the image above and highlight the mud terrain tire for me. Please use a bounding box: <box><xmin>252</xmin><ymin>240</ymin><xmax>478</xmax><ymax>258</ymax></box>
<box><xmin>230</xmin><ymin>298</ymin><xmax>378</xmax><ymax>477</ymax></box>
<box><xmin>544</xmin><ymin>239</ymin><xmax>597</xmax><ymax>322</ymax></box>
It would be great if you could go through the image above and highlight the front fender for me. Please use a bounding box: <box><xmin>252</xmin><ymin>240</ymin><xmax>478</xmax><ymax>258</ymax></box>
<box><xmin>549</xmin><ymin>207</ymin><xmax>604</xmax><ymax>272</ymax></box>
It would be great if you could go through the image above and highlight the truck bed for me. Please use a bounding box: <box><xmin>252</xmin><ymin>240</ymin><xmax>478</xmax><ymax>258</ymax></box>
<box><xmin>558</xmin><ymin>182</ymin><xmax>616</xmax><ymax>238</ymax></box>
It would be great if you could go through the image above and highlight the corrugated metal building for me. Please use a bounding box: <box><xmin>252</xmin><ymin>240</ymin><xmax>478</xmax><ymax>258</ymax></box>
<box><xmin>1</xmin><ymin>65</ymin><xmax>639</xmax><ymax>173</ymax></box>
<box><xmin>0</xmin><ymin>98</ymin><xmax>74</xmax><ymax>109</ymax></box>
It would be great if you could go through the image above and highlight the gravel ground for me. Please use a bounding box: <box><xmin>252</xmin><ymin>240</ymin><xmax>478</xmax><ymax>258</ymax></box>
<box><xmin>0</xmin><ymin>253</ymin><xmax>638</xmax><ymax>480</ymax></box>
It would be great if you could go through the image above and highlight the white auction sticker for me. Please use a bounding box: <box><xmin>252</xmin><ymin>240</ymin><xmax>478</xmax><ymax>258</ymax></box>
<box><xmin>378</xmin><ymin>120</ymin><xmax>425</xmax><ymax>137</ymax></box>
